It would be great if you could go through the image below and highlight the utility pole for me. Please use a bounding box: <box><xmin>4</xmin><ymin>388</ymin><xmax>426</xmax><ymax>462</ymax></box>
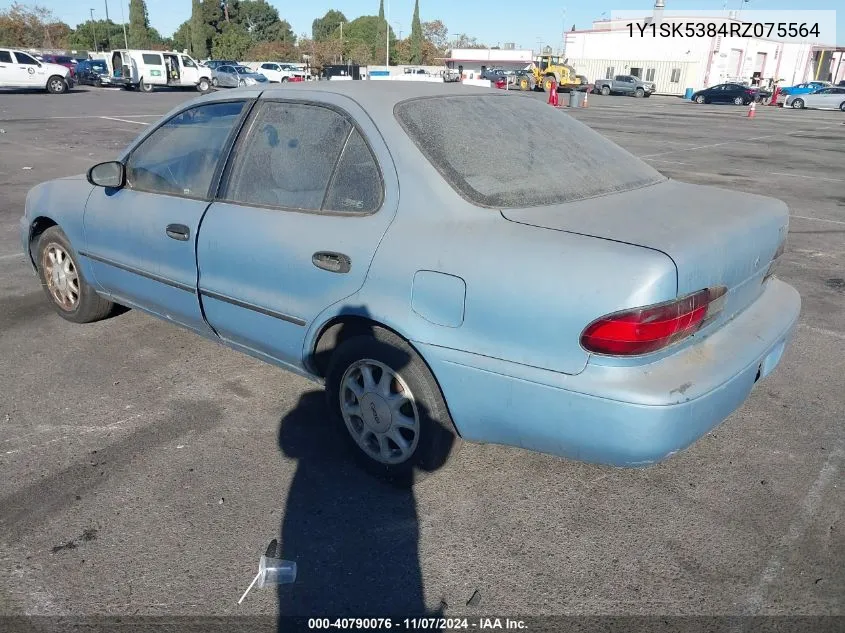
<box><xmin>385</xmin><ymin>0</ymin><xmax>390</xmax><ymax>66</ymax></box>
<box><xmin>104</xmin><ymin>0</ymin><xmax>109</xmax><ymax>22</ymax></box>
<box><xmin>120</xmin><ymin>0</ymin><xmax>128</xmax><ymax>48</ymax></box>
<box><xmin>90</xmin><ymin>8</ymin><xmax>98</xmax><ymax>52</ymax></box>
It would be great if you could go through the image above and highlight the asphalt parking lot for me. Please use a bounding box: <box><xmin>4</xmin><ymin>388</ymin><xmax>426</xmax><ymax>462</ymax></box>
<box><xmin>0</xmin><ymin>84</ymin><xmax>843</xmax><ymax>621</ymax></box>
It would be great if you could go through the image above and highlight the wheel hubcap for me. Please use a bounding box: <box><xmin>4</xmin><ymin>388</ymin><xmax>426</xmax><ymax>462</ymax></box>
<box><xmin>340</xmin><ymin>359</ymin><xmax>420</xmax><ymax>465</ymax></box>
<box><xmin>51</xmin><ymin>79</ymin><xmax>63</xmax><ymax>91</ymax></box>
<box><xmin>42</xmin><ymin>244</ymin><xmax>79</xmax><ymax>311</ymax></box>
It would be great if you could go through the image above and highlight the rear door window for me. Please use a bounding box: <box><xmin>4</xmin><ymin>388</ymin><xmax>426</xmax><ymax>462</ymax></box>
<box><xmin>0</xmin><ymin>50</ymin><xmax>15</xmax><ymax>63</ymax></box>
<box><xmin>394</xmin><ymin>94</ymin><xmax>664</xmax><ymax>208</ymax></box>
<box><xmin>142</xmin><ymin>53</ymin><xmax>162</xmax><ymax>65</ymax></box>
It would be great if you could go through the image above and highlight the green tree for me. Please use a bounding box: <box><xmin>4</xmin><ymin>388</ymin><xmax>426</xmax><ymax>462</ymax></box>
<box><xmin>211</xmin><ymin>21</ymin><xmax>252</xmax><ymax>59</ymax></box>
<box><xmin>344</xmin><ymin>15</ymin><xmax>395</xmax><ymax>65</ymax></box>
<box><xmin>409</xmin><ymin>0</ymin><xmax>422</xmax><ymax>64</ymax></box>
<box><xmin>128</xmin><ymin>0</ymin><xmax>151</xmax><ymax>48</ymax></box>
<box><xmin>236</xmin><ymin>0</ymin><xmax>293</xmax><ymax>43</ymax></box>
<box><xmin>312</xmin><ymin>9</ymin><xmax>346</xmax><ymax>41</ymax></box>
<box><xmin>423</xmin><ymin>20</ymin><xmax>448</xmax><ymax>52</ymax></box>
<box><xmin>190</xmin><ymin>0</ymin><xmax>208</xmax><ymax>58</ymax></box>
<box><xmin>68</xmin><ymin>19</ymin><xmax>124</xmax><ymax>51</ymax></box>
<box><xmin>172</xmin><ymin>19</ymin><xmax>191</xmax><ymax>53</ymax></box>
<box><xmin>0</xmin><ymin>3</ymin><xmax>71</xmax><ymax>48</ymax></box>
<box><xmin>378</xmin><ymin>0</ymin><xmax>384</xmax><ymax>20</ymax></box>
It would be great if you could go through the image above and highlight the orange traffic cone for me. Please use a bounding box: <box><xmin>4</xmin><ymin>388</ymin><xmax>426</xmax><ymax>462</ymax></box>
<box><xmin>583</xmin><ymin>89</ymin><xmax>589</xmax><ymax>108</ymax></box>
<box><xmin>747</xmin><ymin>100</ymin><xmax>756</xmax><ymax>118</ymax></box>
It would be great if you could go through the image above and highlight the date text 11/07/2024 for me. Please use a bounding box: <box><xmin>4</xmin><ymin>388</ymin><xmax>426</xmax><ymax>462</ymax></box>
<box><xmin>627</xmin><ymin>21</ymin><xmax>821</xmax><ymax>38</ymax></box>
<box><xmin>307</xmin><ymin>618</ymin><xmax>528</xmax><ymax>630</ymax></box>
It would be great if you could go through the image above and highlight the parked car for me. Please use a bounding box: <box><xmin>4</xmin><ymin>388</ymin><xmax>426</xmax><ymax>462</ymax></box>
<box><xmin>212</xmin><ymin>64</ymin><xmax>268</xmax><ymax>88</ymax></box>
<box><xmin>691</xmin><ymin>83</ymin><xmax>761</xmax><ymax>105</ymax></box>
<box><xmin>255</xmin><ymin>62</ymin><xmax>307</xmax><ymax>83</ymax></box>
<box><xmin>75</xmin><ymin>59</ymin><xmax>112</xmax><ymax>86</ymax></box>
<box><xmin>110</xmin><ymin>49</ymin><xmax>212</xmax><ymax>93</ymax></box>
<box><xmin>0</xmin><ymin>48</ymin><xmax>73</xmax><ymax>93</ymax></box>
<box><xmin>203</xmin><ymin>59</ymin><xmax>238</xmax><ymax>71</ymax></box>
<box><xmin>20</xmin><ymin>84</ymin><xmax>800</xmax><ymax>483</ymax></box>
<box><xmin>41</xmin><ymin>54</ymin><xmax>77</xmax><ymax>78</ymax></box>
<box><xmin>785</xmin><ymin>86</ymin><xmax>845</xmax><ymax>111</ymax></box>
<box><xmin>594</xmin><ymin>75</ymin><xmax>655</xmax><ymax>97</ymax></box>
<box><xmin>779</xmin><ymin>81</ymin><xmax>831</xmax><ymax>97</ymax></box>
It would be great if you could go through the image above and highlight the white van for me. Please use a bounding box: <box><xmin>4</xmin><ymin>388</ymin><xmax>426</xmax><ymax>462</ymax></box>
<box><xmin>110</xmin><ymin>50</ymin><xmax>212</xmax><ymax>93</ymax></box>
<box><xmin>0</xmin><ymin>48</ymin><xmax>73</xmax><ymax>93</ymax></box>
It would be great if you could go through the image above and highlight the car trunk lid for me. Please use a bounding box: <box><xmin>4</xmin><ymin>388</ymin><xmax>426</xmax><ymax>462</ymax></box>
<box><xmin>501</xmin><ymin>180</ymin><xmax>788</xmax><ymax>325</ymax></box>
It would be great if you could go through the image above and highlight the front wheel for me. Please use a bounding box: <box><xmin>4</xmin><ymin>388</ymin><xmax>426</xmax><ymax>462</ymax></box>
<box><xmin>197</xmin><ymin>77</ymin><xmax>210</xmax><ymax>92</ymax></box>
<box><xmin>46</xmin><ymin>75</ymin><xmax>68</xmax><ymax>94</ymax></box>
<box><xmin>694</xmin><ymin>94</ymin><xmax>705</xmax><ymax>104</ymax></box>
<box><xmin>634</xmin><ymin>87</ymin><xmax>645</xmax><ymax>98</ymax></box>
<box><xmin>325</xmin><ymin>328</ymin><xmax>461</xmax><ymax>486</ymax></box>
<box><xmin>792</xmin><ymin>98</ymin><xmax>804</xmax><ymax>109</ymax></box>
<box><xmin>601</xmin><ymin>85</ymin><xmax>611</xmax><ymax>96</ymax></box>
<box><xmin>839</xmin><ymin>101</ymin><xmax>845</xmax><ymax>112</ymax></box>
<box><xmin>36</xmin><ymin>227</ymin><xmax>114</xmax><ymax>323</ymax></box>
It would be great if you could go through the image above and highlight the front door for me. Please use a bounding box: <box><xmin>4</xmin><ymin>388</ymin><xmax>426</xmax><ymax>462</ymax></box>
<box><xmin>82</xmin><ymin>99</ymin><xmax>250</xmax><ymax>335</ymax></box>
<box><xmin>196</xmin><ymin>96</ymin><xmax>398</xmax><ymax>369</ymax></box>
<box><xmin>13</xmin><ymin>51</ymin><xmax>46</xmax><ymax>87</ymax></box>
<box><xmin>180</xmin><ymin>55</ymin><xmax>199</xmax><ymax>86</ymax></box>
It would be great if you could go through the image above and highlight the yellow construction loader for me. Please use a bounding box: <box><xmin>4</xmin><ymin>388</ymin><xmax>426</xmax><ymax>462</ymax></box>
<box><xmin>530</xmin><ymin>55</ymin><xmax>582</xmax><ymax>92</ymax></box>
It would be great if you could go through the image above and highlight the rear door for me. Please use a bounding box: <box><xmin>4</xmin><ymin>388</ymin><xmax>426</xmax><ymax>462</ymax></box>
<box><xmin>196</xmin><ymin>94</ymin><xmax>398</xmax><ymax>369</ymax></box>
<box><xmin>0</xmin><ymin>49</ymin><xmax>23</xmax><ymax>86</ymax></box>
<box><xmin>82</xmin><ymin>99</ymin><xmax>251</xmax><ymax>334</ymax></box>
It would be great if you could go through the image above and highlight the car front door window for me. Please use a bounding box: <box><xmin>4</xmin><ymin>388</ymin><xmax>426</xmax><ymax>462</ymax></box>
<box><xmin>125</xmin><ymin>101</ymin><xmax>247</xmax><ymax>198</ymax></box>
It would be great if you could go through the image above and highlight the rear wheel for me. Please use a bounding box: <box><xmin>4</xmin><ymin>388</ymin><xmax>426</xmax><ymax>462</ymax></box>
<box><xmin>519</xmin><ymin>77</ymin><xmax>529</xmax><ymax>91</ymax></box>
<box><xmin>325</xmin><ymin>328</ymin><xmax>461</xmax><ymax>486</ymax></box>
<box><xmin>46</xmin><ymin>75</ymin><xmax>67</xmax><ymax>94</ymax></box>
<box><xmin>792</xmin><ymin>98</ymin><xmax>804</xmax><ymax>109</ymax></box>
<box><xmin>139</xmin><ymin>78</ymin><xmax>154</xmax><ymax>93</ymax></box>
<box><xmin>36</xmin><ymin>227</ymin><xmax>114</xmax><ymax>323</ymax></box>
<box><xmin>601</xmin><ymin>85</ymin><xmax>611</xmax><ymax>96</ymax></box>
<box><xmin>281</xmin><ymin>76</ymin><xmax>289</xmax><ymax>83</ymax></box>
<box><xmin>543</xmin><ymin>76</ymin><xmax>556</xmax><ymax>92</ymax></box>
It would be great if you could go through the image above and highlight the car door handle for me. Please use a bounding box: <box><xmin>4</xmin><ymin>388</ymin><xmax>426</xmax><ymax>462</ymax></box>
<box><xmin>166</xmin><ymin>224</ymin><xmax>190</xmax><ymax>241</ymax></box>
<box><xmin>312</xmin><ymin>251</ymin><xmax>351</xmax><ymax>274</ymax></box>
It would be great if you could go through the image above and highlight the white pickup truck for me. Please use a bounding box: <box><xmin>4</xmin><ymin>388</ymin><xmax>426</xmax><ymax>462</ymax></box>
<box><xmin>254</xmin><ymin>62</ymin><xmax>308</xmax><ymax>83</ymax></box>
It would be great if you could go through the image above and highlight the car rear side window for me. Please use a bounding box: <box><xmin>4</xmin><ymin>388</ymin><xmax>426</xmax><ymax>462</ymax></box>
<box><xmin>142</xmin><ymin>53</ymin><xmax>162</xmax><ymax>65</ymax></box>
<box><xmin>394</xmin><ymin>94</ymin><xmax>664</xmax><ymax>209</ymax></box>
<box><xmin>125</xmin><ymin>101</ymin><xmax>246</xmax><ymax>198</ymax></box>
<box><xmin>0</xmin><ymin>51</ymin><xmax>13</xmax><ymax>63</ymax></box>
<box><xmin>222</xmin><ymin>101</ymin><xmax>380</xmax><ymax>213</ymax></box>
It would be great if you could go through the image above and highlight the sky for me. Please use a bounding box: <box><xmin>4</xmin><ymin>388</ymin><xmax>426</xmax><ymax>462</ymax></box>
<box><xmin>12</xmin><ymin>0</ymin><xmax>844</xmax><ymax>47</ymax></box>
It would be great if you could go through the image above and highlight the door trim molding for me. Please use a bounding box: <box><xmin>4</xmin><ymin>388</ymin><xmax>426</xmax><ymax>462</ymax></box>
<box><xmin>78</xmin><ymin>250</ymin><xmax>196</xmax><ymax>294</ymax></box>
<box><xmin>198</xmin><ymin>288</ymin><xmax>306</xmax><ymax>327</ymax></box>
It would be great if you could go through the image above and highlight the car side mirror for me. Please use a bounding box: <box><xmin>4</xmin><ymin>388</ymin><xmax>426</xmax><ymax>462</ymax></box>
<box><xmin>87</xmin><ymin>161</ymin><xmax>125</xmax><ymax>188</ymax></box>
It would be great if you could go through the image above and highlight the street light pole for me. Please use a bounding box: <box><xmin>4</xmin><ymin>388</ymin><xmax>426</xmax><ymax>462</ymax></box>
<box><xmin>90</xmin><ymin>8</ymin><xmax>97</xmax><ymax>52</ymax></box>
<box><xmin>120</xmin><ymin>0</ymin><xmax>128</xmax><ymax>48</ymax></box>
<box><xmin>104</xmin><ymin>0</ymin><xmax>109</xmax><ymax>22</ymax></box>
<box><xmin>385</xmin><ymin>0</ymin><xmax>390</xmax><ymax>67</ymax></box>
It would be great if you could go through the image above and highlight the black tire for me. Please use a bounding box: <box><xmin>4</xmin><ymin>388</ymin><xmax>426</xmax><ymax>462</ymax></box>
<box><xmin>197</xmin><ymin>77</ymin><xmax>210</xmax><ymax>92</ymax></box>
<box><xmin>733</xmin><ymin>96</ymin><xmax>744</xmax><ymax>105</ymax></box>
<box><xmin>325</xmin><ymin>328</ymin><xmax>461</xmax><ymax>486</ymax></box>
<box><xmin>635</xmin><ymin>87</ymin><xmax>645</xmax><ymax>98</ymax></box>
<box><xmin>694</xmin><ymin>94</ymin><xmax>705</xmax><ymax>104</ymax></box>
<box><xmin>281</xmin><ymin>76</ymin><xmax>289</xmax><ymax>83</ymax></box>
<box><xmin>211</xmin><ymin>77</ymin><xmax>218</xmax><ymax>87</ymax></box>
<box><xmin>601</xmin><ymin>85</ymin><xmax>611</xmax><ymax>96</ymax></box>
<box><xmin>139</xmin><ymin>78</ymin><xmax>154</xmax><ymax>93</ymax></box>
<box><xmin>35</xmin><ymin>226</ymin><xmax>114</xmax><ymax>323</ymax></box>
<box><xmin>839</xmin><ymin>101</ymin><xmax>845</xmax><ymax>112</ymax></box>
<box><xmin>46</xmin><ymin>75</ymin><xmax>67</xmax><ymax>94</ymax></box>
<box><xmin>792</xmin><ymin>98</ymin><xmax>804</xmax><ymax>109</ymax></box>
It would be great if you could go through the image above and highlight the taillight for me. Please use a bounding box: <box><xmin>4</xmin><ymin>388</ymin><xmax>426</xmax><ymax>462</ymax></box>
<box><xmin>764</xmin><ymin>236</ymin><xmax>787</xmax><ymax>280</ymax></box>
<box><xmin>580</xmin><ymin>286</ymin><xmax>728</xmax><ymax>356</ymax></box>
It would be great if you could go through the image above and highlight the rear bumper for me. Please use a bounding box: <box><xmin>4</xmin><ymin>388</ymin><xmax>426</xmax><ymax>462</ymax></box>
<box><xmin>418</xmin><ymin>278</ymin><xmax>801</xmax><ymax>467</ymax></box>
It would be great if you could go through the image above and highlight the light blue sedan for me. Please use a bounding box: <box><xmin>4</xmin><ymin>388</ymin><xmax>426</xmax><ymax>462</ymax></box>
<box><xmin>20</xmin><ymin>83</ymin><xmax>801</xmax><ymax>483</ymax></box>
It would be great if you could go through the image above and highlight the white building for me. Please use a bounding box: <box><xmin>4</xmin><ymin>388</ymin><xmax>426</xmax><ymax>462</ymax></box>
<box><xmin>441</xmin><ymin>48</ymin><xmax>535</xmax><ymax>79</ymax></box>
<box><xmin>563</xmin><ymin>9</ymin><xmax>841</xmax><ymax>95</ymax></box>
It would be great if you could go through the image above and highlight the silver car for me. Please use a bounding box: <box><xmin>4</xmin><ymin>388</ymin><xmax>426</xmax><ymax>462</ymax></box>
<box><xmin>212</xmin><ymin>64</ymin><xmax>268</xmax><ymax>88</ymax></box>
<box><xmin>785</xmin><ymin>86</ymin><xmax>845</xmax><ymax>111</ymax></box>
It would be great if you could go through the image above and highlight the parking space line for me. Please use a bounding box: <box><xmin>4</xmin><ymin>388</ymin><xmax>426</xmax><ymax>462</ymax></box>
<box><xmin>770</xmin><ymin>172</ymin><xmax>844</xmax><ymax>184</ymax></box>
<box><xmin>642</xmin><ymin>157</ymin><xmax>691</xmax><ymax>165</ymax></box>
<box><xmin>790</xmin><ymin>214</ymin><xmax>845</xmax><ymax>225</ymax></box>
<box><xmin>100</xmin><ymin>116</ymin><xmax>150</xmax><ymax>126</ymax></box>
<box><xmin>0</xmin><ymin>253</ymin><xmax>23</xmax><ymax>260</ymax></box>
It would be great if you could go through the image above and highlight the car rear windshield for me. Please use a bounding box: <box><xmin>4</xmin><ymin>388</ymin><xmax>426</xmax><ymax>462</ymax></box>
<box><xmin>394</xmin><ymin>94</ymin><xmax>664</xmax><ymax>208</ymax></box>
